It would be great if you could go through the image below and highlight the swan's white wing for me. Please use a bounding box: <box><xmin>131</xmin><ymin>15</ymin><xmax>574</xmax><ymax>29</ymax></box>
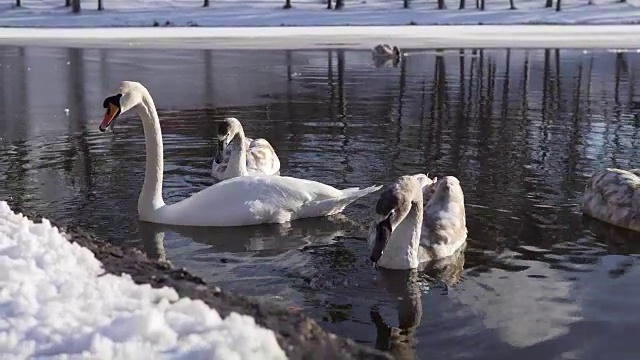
<box><xmin>247</xmin><ymin>138</ymin><xmax>281</xmax><ymax>176</ymax></box>
<box><xmin>159</xmin><ymin>175</ymin><xmax>381</xmax><ymax>227</ymax></box>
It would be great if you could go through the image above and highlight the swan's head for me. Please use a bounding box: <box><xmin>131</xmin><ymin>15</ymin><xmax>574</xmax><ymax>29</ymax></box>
<box><xmin>217</xmin><ymin>117</ymin><xmax>243</xmax><ymax>143</ymax></box>
<box><xmin>214</xmin><ymin>117</ymin><xmax>244</xmax><ymax>163</ymax></box>
<box><xmin>99</xmin><ymin>81</ymin><xmax>150</xmax><ymax>132</ymax></box>
<box><xmin>368</xmin><ymin>174</ymin><xmax>426</xmax><ymax>264</ymax></box>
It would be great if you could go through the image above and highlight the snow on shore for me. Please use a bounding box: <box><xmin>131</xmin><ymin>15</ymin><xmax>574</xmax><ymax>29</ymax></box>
<box><xmin>1</xmin><ymin>25</ymin><xmax>639</xmax><ymax>50</ymax></box>
<box><xmin>0</xmin><ymin>201</ymin><xmax>287</xmax><ymax>359</ymax></box>
<box><xmin>0</xmin><ymin>0</ymin><xmax>639</xmax><ymax>48</ymax></box>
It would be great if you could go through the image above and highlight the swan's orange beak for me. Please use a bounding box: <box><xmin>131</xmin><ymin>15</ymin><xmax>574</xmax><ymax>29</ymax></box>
<box><xmin>99</xmin><ymin>103</ymin><xmax>119</xmax><ymax>132</ymax></box>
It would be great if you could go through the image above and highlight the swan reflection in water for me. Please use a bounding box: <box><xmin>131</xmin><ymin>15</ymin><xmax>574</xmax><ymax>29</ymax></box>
<box><xmin>371</xmin><ymin>244</ymin><xmax>466</xmax><ymax>359</ymax></box>
<box><xmin>582</xmin><ymin>216</ymin><xmax>640</xmax><ymax>255</ymax></box>
<box><xmin>373</xmin><ymin>56</ymin><xmax>401</xmax><ymax>69</ymax></box>
<box><xmin>137</xmin><ymin>213</ymin><xmax>364</xmax><ymax>263</ymax></box>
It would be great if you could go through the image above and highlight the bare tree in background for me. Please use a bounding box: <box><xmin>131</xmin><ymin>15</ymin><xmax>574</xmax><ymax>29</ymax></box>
<box><xmin>15</xmin><ymin>0</ymin><xmax>20</xmax><ymax>7</ymax></box>
<box><xmin>509</xmin><ymin>0</ymin><xmax>516</xmax><ymax>9</ymax></box>
<box><xmin>204</xmin><ymin>0</ymin><xmax>209</xmax><ymax>7</ymax></box>
<box><xmin>546</xmin><ymin>0</ymin><xmax>553</xmax><ymax>8</ymax></box>
<box><xmin>72</xmin><ymin>0</ymin><xmax>80</xmax><ymax>13</ymax></box>
<box><xmin>66</xmin><ymin>0</ymin><xmax>70</xmax><ymax>6</ymax></box>
<box><xmin>404</xmin><ymin>0</ymin><xmax>409</xmax><ymax>9</ymax></box>
<box><xmin>98</xmin><ymin>0</ymin><xmax>103</xmax><ymax>10</ymax></box>
<box><xmin>283</xmin><ymin>0</ymin><xmax>292</xmax><ymax>9</ymax></box>
<box><xmin>556</xmin><ymin>0</ymin><xmax>561</xmax><ymax>11</ymax></box>
<box><xmin>327</xmin><ymin>0</ymin><xmax>332</xmax><ymax>9</ymax></box>
<box><xmin>459</xmin><ymin>0</ymin><xmax>465</xmax><ymax>9</ymax></box>
<box><xmin>438</xmin><ymin>0</ymin><xmax>446</xmax><ymax>9</ymax></box>
<box><xmin>335</xmin><ymin>0</ymin><xmax>344</xmax><ymax>10</ymax></box>
<box><xmin>480</xmin><ymin>0</ymin><xmax>485</xmax><ymax>10</ymax></box>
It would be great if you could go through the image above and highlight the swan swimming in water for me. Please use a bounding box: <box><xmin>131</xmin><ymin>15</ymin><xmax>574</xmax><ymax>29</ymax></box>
<box><xmin>212</xmin><ymin>117</ymin><xmax>280</xmax><ymax>181</ymax></box>
<box><xmin>98</xmin><ymin>81</ymin><xmax>382</xmax><ymax>227</ymax></box>
<box><xmin>368</xmin><ymin>174</ymin><xmax>468</xmax><ymax>270</ymax></box>
<box><xmin>582</xmin><ymin>168</ymin><xmax>640</xmax><ymax>232</ymax></box>
<box><xmin>372</xmin><ymin>44</ymin><xmax>401</xmax><ymax>58</ymax></box>
<box><xmin>372</xmin><ymin>44</ymin><xmax>402</xmax><ymax>68</ymax></box>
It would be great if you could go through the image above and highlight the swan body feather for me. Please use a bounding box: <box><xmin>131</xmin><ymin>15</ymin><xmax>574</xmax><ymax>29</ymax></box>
<box><xmin>582</xmin><ymin>168</ymin><xmax>640</xmax><ymax>232</ymax></box>
<box><xmin>156</xmin><ymin>175</ymin><xmax>381</xmax><ymax>227</ymax></box>
<box><xmin>372</xmin><ymin>44</ymin><xmax>400</xmax><ymax>57</ymax></box>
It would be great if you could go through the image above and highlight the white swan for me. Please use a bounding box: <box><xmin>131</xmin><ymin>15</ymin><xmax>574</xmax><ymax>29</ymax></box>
<box><xmin>212</xmin><ymin>117</ymin><xmax>280</xmax><ymax>181</ymax></box>
<box><xmin>582</xmin><ymin>168</ymin><xmax>640</xmax><ymax>232</ymax></box>
<box><xmin>372</xmin><ymin>44</ymin><xmax>401</xmax><ymax>58</ymax></box>
<box><xmin>98</xmin><ymin>81</ymin><xmax>382</xmax><ymax>227</ymax></box>
<box><xmin>367</xmin><ymin>174</ymin><xmax>468</xmax><ymax>270</ymax></box>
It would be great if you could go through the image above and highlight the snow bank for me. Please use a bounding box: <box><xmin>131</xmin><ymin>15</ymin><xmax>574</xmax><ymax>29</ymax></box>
<box><xmin>0</xmin><ymin>201</ymin><xmax>287</xmax><ymax>359</ymax></box>
<box><xmin>1</xmin><ymin>0</ymin><xmax>639</xmax><ymax>48</ymax></box>
<box><xmin>1</xmin><ymin>25</ymin><xmax>640</xmax><ymax>49</ymax></box>
<box><xmin>0</xmin><ymin>0</ymin><xmax>639</xmax><ymax>28</ymax></box>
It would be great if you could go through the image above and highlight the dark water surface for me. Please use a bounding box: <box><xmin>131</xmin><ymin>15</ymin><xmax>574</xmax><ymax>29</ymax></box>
<box><xmin>1</xmin><ymin>46</ymin><xmax>640</xmax><ymax>359</ymax></box>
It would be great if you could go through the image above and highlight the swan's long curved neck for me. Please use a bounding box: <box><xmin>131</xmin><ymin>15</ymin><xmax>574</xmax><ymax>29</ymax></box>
<box><xmin>136</xmin><ymin>95</ymin><xmax>166</xmax><ymax>219</ymax></box>
<box><xmin>379</xmin><ymin>203</ymin><xmax>424</xmax><ymax>269</ymax></box>
<box><xmin>226</xmin><ymin>130</ymin><xmax>248</xmax><ymax>177</ymax></box>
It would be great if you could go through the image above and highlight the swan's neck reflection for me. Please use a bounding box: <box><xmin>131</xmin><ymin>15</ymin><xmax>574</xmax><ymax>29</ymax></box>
<box><xmin>371</xmin><ymin>269</ymin><xmax>422</xmax><ymax>358</ymax></box>
<box><xmin>138</xmin><ymin>220</ymin><xmax>170</xmax><ymax>265</ymax></box>
<box><xmin>371</xmin><ymin>244</ymin><xmax>466</xmax><ymax>359</ymax></box>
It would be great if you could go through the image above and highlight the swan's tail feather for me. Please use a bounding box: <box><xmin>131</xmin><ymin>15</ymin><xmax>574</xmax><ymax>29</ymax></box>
<box><xmin>341</xmin><ymin>185</ymin><xmax>383</xmax><ymax>198</ymax></box>
<box><xmin>296</xmin><ymin>185</ymin><xmax>383</xmax><ymax>219</ymax></box>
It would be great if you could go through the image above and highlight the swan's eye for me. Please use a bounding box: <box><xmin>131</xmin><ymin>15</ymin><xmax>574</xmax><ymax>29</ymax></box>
<box><xmin>102</xmin><ymin>93</ymin><xmax>122</xmax><ymax>109</ymax></box>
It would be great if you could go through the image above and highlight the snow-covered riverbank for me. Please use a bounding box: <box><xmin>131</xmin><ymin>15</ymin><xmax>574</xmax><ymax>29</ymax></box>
<box><xmin>1</xmin><ymin>25</ymin><xmax>640</xmax><ymax>49</ymax></box>
<box><xmin>0</xmin><ymin>201</ymin><xmax>287</xmax><ymax>359</ymax></box>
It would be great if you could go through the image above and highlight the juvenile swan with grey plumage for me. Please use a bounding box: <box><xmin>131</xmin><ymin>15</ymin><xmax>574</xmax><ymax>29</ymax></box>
<box><xmin>98</xmin><ymin>81</ymin><xmax>382</xmax><ymax>227</ymax></box>
<box><xmin>212</xmin><ymin>117</ymin><xmax>280</xmax><ymax>181</ymax></box>
<box><xmin>372</xmin><ymin>44</ymin><xmax>401</xmax><ymax>58</ymax></box>
<box><xmin>368</xmin><ymin>174</ymin><xmax>467</xmax><ymax>270</ymax></box>
<box><xmin>582</xmin><ymin>168</ymin><xmax>640</xmax><ymax>232</ymax></box>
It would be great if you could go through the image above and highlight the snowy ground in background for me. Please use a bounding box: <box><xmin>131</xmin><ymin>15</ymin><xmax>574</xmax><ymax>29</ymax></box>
<box><xmin>1</xmin><ymin>25</ymin><xmax>640</xmax><ymax>49</ymax></box>
<box><xmin>0</xmin><ymin>0</ymin><xmax>639</xmax><ymax>28</ymax></box>
<box><xmin>0</xmin><ymin>201</ymin><xmax>286</xmax><ymax>359</ymax></box>
<box><xmin>0</xmin><ymin>0</ymin><xmax>639</xmax><ymax>49</ymax></box>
